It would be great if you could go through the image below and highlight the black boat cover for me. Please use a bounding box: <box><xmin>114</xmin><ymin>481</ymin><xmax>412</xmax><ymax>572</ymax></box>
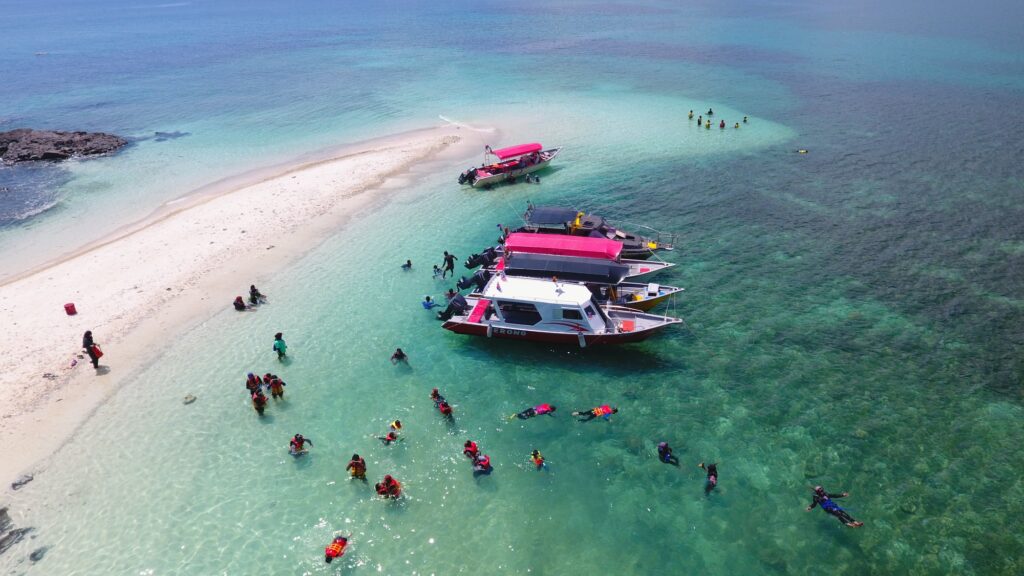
<box><xmin>523</xmin><ymin>206</ymin><xmax>578</xmax><ymax>227</ymax></box>
<box><xmin>502</xmin><ymin>252</ymin><xmax>629</xmax><ymax>284</ymax></box>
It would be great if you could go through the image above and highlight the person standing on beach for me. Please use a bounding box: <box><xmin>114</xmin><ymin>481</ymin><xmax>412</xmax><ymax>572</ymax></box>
<box><xmin>442</xmin><ymin>251</ymin><xmax>457</xmax><ymax>279</ymax></box>
<box><xmin>82</xmin><ymin>330</ymin><xmax>101</xmax><ymax>369</ymax></box>
<box><xmin>273</xmin><ymin>332</ymin><xmax>287</xmax><ymax>361</ymax></box>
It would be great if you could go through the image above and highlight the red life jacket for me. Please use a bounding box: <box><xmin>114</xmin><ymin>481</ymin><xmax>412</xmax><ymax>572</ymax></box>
<box><xmin>325</xmin><ymin>538</ymin><xmax>347</xmax><ymax>558</ymax></box>
<box><xmin>535</xmin><ymin>403</ymin><xmax>553</xmax><ymax>414</ymax></box>
<box><xmin>439</xmin><ymin>402</ymin><xmax>452</xmax><ymax>415</ymax></box>
<box><xmin>291</xmin><ymin>436</ymin><xmax>305</xmax><ymax>450</ymax></box>
<box><xmin>594</xmin><ymin>404</ymin><xmax>612</xmax><ymax>416</ymax></box>
<box><xmin>464</xmin><ymin>442</ymin><xmax>478</xmax><ymax>457</ymax></box>
<box><xmin>477</xmin><ymin>455</ymin><xmax>491</xmax><ymax>468</ymax></box>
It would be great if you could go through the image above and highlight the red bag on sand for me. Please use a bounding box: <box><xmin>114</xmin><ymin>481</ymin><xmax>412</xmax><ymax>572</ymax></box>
<box><xmin>90</xmin><ymin>344</ymin><xmax>104</xmax><ymax>359</ymax></box>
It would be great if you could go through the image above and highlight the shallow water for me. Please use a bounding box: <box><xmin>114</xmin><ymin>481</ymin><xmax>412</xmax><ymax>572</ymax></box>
<box><xmin>3</xmin><ymin>0</ymin><xmax>1024</xmax><ymax>574</ymax></box>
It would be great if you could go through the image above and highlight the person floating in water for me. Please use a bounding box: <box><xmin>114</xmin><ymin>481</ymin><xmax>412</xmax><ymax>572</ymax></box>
<box><xmin>657</xmin><ymin>442</ymin><xmax>679</xmax><ymax>466</ymax></box>
<box><xmin>379</xmin><ymin>420</ymin><xmax>402</xmax><ymax>444</ymax></box>
<box><xmin>401</xmin><ymin>259</ymin><xmax>412</xmax><ymax>270</ymax></box>
<box><xmin>390</xmin><ymin>348</ymin><xmax>408</xmax><ymax>365</ymax></box>
<box><xmin>442</xmin><ymin>251</ymin><xmax>457</xmax><ymax>279</ymax></box>
<box><xmin>346</xmin><ymin>454</ymin><xmax>367</xmax><ymax>480</ymax></box>
<box><xmin>252</xmin><ymin>390</ymin><xmax>268</xmax><ymax>415</ymax></box>
<box><xmin>463</xmin><ymin>440</ymin><xmax>479</xmax><ymax>459</ymax></box>
<box><xmin>273</xmin><ymin>332</ymin><xmax>287</xmax><ymax>361</ymax></box>
<box><xmin>699</xmin><ymin>462</ymin><xmax>718</xmax><ymax>494</ymax></box>
<box><xmin>375</xmin><ymin>475</ymin><xmax>402</xmax><ymax>498</ymax></box>
<box><xmin>572</xmin><ymin>405</ymin><xmax>617</xmax><ymax>422</ymax></box>
<box><xmin>233</xmin><ymin>296</ymin><xmax>248</xmax><ymax>311</ymax></box>
<box><xmin>688</xmin><ymin>110</ymin><xmax>694</xmax><ymax>120</ymax></box>
<box><xmin>289</xmin><ymin>433</ymin><xmax>313</xmax><ymax>455</ymax></box>
<box><xmin>530</xmin><ymin>449</ymin><xmax>546</xmax><ymax>470</ymax></box>
<box><xmin>706</xmin><ymin>108</ymin><xmax>714</xmax><ymax>115</ymax></box>
<box><xmin>472</xmin><ymin>453</ymin><xmax>492</xmax><ymax>477</ymax></box>
<box><xmin>807</xmin><ymin>486</ymin><xmax>864</xmax><ymax>527</ymax></box>
<box><xmin>324</xmin><ymin>535</ymin><xmax>349</xmax><ymax>564</ymax></box>
<box><xmin>422</xmin><ymin>295</ymin><xmax>440</xmax><ymax>310</ymax></box>
<box><xmin>267</xmin><ymin>375</ymin><xmax>286</xmax><ymax>399</ymax></box>
<box><xmin>433</xmin><ymin>264</ymin><xmax>443</xmax><ymax>278</ymax></box>
<box><xmin>249</xmin><ymin>284</ymin><xmax>266</xmax><ymax>306</ymax></box>
<box><xmin>513</xmin><ymin>403</ymin><xmax>557</xmax><ymax>420</ymax></box>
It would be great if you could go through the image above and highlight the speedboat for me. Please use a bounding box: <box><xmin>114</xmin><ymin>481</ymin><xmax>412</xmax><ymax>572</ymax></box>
<box><xmin>457</xmin><ymin>143</ymin><xmax>560</xmax><ymax>188</ymax></box>
<box><xmin>501</xmin><ymin>232</ymin><xmax>674</xmax><ymax>277</ymax></box>
<box><xmin>441</xmin><ymin>275</ymin><xmax>682</xmax><ymax>347</ymax></box>
<box><xmin>515</xmin><ymin>204</ymin><xmax>675</xmax><ymax>260</ymax></box>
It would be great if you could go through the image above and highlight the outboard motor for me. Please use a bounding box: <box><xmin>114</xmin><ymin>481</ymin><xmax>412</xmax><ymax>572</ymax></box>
<box><xmin>437</xmin><ymin>294</ymin><xmax>469</xmax><ymax>321</ymax></box>
<box><xmin>465</xmin><ymin>246</ymin><xmax>499</xmax><ymax>269</ymax></box>
<box><xmin>456</xmin><ymin>275</ymin><xmax>473</xmax><ymax>291</ymax></box>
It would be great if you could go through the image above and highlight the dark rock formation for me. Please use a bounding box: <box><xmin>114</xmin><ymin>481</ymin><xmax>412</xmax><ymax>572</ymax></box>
<box><xmin>0</xmin><ymin>507</ymin><xmax>34</xmax><ymax>557</ymax></box>
<box><xmin>11</xmin><ymin>474</ymin><xmax>34</xmax><ymax>490</ymax></box>
<box><xmin>30</xmin><ymin>546</ymin><xmax>49</xmax><ymax>562</ymax></box>
<box><xmin>0</xmin><ymin>128</ymin><xmax>127</xmax><ymax>164</ymax></box>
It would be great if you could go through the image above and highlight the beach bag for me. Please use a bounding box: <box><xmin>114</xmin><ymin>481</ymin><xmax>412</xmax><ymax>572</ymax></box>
<box><xmin>90</xmin><ymin>344</ymin><xmax>104</xmax><ymax>359</ymax></box>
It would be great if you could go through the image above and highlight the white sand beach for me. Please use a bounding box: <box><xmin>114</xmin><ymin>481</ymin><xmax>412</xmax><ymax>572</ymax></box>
<box><xmin>0</xmin><ymin>124</ymin><xmax>478</xmax><ymax>483</ymax></box>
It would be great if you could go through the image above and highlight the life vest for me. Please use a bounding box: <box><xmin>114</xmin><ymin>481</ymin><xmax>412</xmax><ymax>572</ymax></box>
<box><xmin>270</xmin><ymin>380</ymin><xmax>284</xmax><ymax>392</ymax></box>
<box><xmin>531</xmin><ymin>452</ymin><xmax>544</xmax><ymax>467</ymax></box>
<box><xmin>594</xmin><ymin>405</ymin><xmax>612</xmax><ymax>417</ymax></box>
<box><xmin>390</xmin><ymin>421</ymin><xmax>402</xmax><ymax>431</ymax></box>
<box><xmin>464</xmin><ymin>442</ymin><xmax>478</xmax><ymax>456</ymax></box>
<box><xmin>387</xmin><ymin>479</ymin><xmax>401</xmax><ymax>496</ymax></box>
<box><xmin>291</xmin><ymin>436</ymin><xmax>305</xmax><ymax>450</ymax></box>
<box><xmin>439</xmin><ymin>402</ymin><xmax>452</xmax><ymax>415</ymax></box>
<box><xmin>476</xmin><ymin>455</ymin><xmax>491</xmax><ymax>469</ymax></box>
<box><xmin>349</xmin><ymin>460</ymin><xmax>365</xmax><ymax>476</ymax></box>
<box><xmin>535</xmin><ymin>403</ymin><xmax>553</xmax><ymax>414</ymax></box>
<box><xmin>326</xmin><ymin>538</ymin><xmax>347</xmax><ymax>558</ymax></box>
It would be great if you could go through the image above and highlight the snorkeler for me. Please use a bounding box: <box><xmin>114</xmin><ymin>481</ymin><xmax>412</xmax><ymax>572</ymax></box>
<box><xmin>390</xmin><ymin>348</ymin><xmax>408</xmax><ymax>365</ymax></box>
<box><xmin>513</xmin><ymin>403</ymin><xmax>557</xmax><ymax>420</ymax></box>
<box><xmin>379</xmin><ymin>432</ymin><xmax>398</xmax><ymax>445</ymax></box>
<box><xmin>401</xmin><ymin>259</ymin><xmax>412</xmax><ymax>270</ymax></box>
<box><xmin>324</xmin><ymin>535</ymin><xmax>349</xmax><ymax>564</ymax></box>
<box><xmin>698</xmin><ymin>462</ymin><xmax>718</xmax><ymax>494</ymax></box>
<box><xmin>806</xmin><ymin>486</ymin><xmax>864</xmax><ymax>528</ymax></box>
<box><xmin>530</xmin><ymin>449</ymin><xmax>546</xmax><ymax>470</ymax></box>
<box><xmin>289</xmin><ymin>433</ymin><xmax>313</xmax><ymax>455</ymax></box>
<box><xmin>252</xmin><ymin>391</ymin><xmax>268</xmax><ymax>415</ymax></box>
<box><xmin>273</xmin><ymin>332</ymin><xmax>287</xmax><ymax>361</ymax></box>
<box><xmin>375</xmin><ymin>475</ymin><xmax>402</xmax><ymax>498</ymax></box>
<box><xmin>657</xmin><ymin>442</ymin><xmax>679</xmax><ymax>466</ymax></box>
<box><xmin>346</xmin><ymin>454</ymin><xmax>367</xmax><ymax>480</ymax></box>
<box><xmin>463</xmin><ymin>440</ymin><xmax>479</xmax><ymax>459</ymax></box>
<box><xmin>472</xmin><ymin>453</ymin><xmax>492</xmax><ymax>477</ymax></box>
<box><xmin>572</xmin><ymin>405</ymin><xmax>617</xmax><ymax>422</ymax></box>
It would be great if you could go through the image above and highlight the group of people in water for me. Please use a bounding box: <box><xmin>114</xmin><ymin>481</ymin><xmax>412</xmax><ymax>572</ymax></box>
<box><xmin>689</xmin><ymin>107</ymin><xmax>749</xmax><ymax>130</ymax></box>
<box><xmin>223</xmin><ymin>243</ymin><xmax>865</xmax><ymax>565</ymax></box>
<box><xmin>233</xmin><ymin>284</ymin><xmax>267</xmax><ymax>311</ymax></box>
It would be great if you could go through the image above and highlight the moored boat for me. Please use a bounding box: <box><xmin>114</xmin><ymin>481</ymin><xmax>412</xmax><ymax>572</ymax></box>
<box><xmin>457</xmin><ymin>143</ymin><xmax>560</xmax><ymax>188</ymax></box>
<box><xmin>516</xmin><ymin>204</ymin><xmax>675</xmax><ymax>259</ymax></box>
<box><xmin>502</xmin><ymin>232</ymin><xmax>675</xmax><ymax>277</ymax></box>
<box><xmin>441</xmin><ymin>275</ymin><xmax>682</xmax><ymax>346</ymax></box>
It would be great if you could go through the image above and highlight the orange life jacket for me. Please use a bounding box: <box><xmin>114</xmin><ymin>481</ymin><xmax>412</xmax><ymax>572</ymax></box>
<box><xmin>325</xmin><ymin>538</ymin><xmax>347</xmax><ymax>558</ymax></box>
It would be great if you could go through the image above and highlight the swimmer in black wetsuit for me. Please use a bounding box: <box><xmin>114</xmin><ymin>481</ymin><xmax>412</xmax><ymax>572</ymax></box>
<box><xmin>699</xmin><ymin>462</ymin><xmax>718</xmax><ymax>494</ymax></box>
<box><xmin>807</xmin><ymin>486</ymin><xmax>863</xmax><ymax>527</ymax></box>
<box><xmin>657</xmin><ymin>442</ymin><xmax>679</xmax><ymax>466</ymax></box>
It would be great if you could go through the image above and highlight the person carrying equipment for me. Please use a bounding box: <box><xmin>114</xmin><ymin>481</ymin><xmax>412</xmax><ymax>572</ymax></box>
<box><xmin>806</xmin><ymin>486</ymin><xmax>864</xmax><ymax>527</ymax></box>
<box><xmin>572</xmin><ymin>405</ymin><xmax>617</xmax><ymax>422</ymax></box>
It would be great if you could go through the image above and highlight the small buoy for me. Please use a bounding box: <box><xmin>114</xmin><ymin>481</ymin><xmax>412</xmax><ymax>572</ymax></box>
<box><xmin>798</xmin><ymin>149</ymin><xmax>809</xmax><ymax>154</ymax></box>
<box><xmin>183</xmin><ymin>394</ymin><xmax>197</xmax><ymax>405</ymax></box>
<box><xmin>64</xmin><ymin>302</ymin><xmax>77</xmax><ymax>315</ymax></box>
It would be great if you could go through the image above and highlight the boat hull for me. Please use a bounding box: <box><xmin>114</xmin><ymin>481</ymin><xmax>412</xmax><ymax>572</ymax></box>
<box><xmin>441</xmin><ymin>320</ymin><xmax>672</xmax><ymax>345</ymax></box>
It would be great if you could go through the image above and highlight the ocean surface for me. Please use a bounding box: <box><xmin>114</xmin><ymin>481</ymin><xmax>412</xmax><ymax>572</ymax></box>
<box><xmin>2</xmin><ymin>0</ymin><xmax>1024</xmax><ymax>574</ymax></box>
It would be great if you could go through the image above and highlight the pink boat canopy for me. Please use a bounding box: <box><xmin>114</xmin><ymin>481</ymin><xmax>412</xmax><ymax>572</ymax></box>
<box><xmin>504</xmin><ymin>232</ymin><xmax>622</xmax><ymax>261</ymax></box>
<box><xmin>490</xmin><ymin>143</ymin><xmax>543</xmax><ymax>160</ymax></box>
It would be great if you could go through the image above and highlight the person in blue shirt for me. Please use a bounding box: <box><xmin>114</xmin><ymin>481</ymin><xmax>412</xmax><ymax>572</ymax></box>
<box><xmin>422</xmin><ymin>295</ymin><xmax>440</xmax><ymax>310</ymax></box>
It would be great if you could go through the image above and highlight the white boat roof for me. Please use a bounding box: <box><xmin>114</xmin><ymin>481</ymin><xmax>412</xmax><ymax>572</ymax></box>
<box><xmin>482</xmin><ymin>275</ymin><xmax>593</xmax><ymax>306</ymax></box>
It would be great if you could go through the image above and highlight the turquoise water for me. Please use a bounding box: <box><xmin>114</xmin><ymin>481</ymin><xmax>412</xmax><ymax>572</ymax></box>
<box><xmin>3</xmin><ymin>0</ymin><xmax>1024</xmax><ymax>574</ymax></box>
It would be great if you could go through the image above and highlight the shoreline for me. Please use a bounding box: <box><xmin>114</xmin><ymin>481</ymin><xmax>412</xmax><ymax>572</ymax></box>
<box><xmin>0</xmin><ymin>123</ymin><xmax>484</xmax><ymax>483</ymax></box>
